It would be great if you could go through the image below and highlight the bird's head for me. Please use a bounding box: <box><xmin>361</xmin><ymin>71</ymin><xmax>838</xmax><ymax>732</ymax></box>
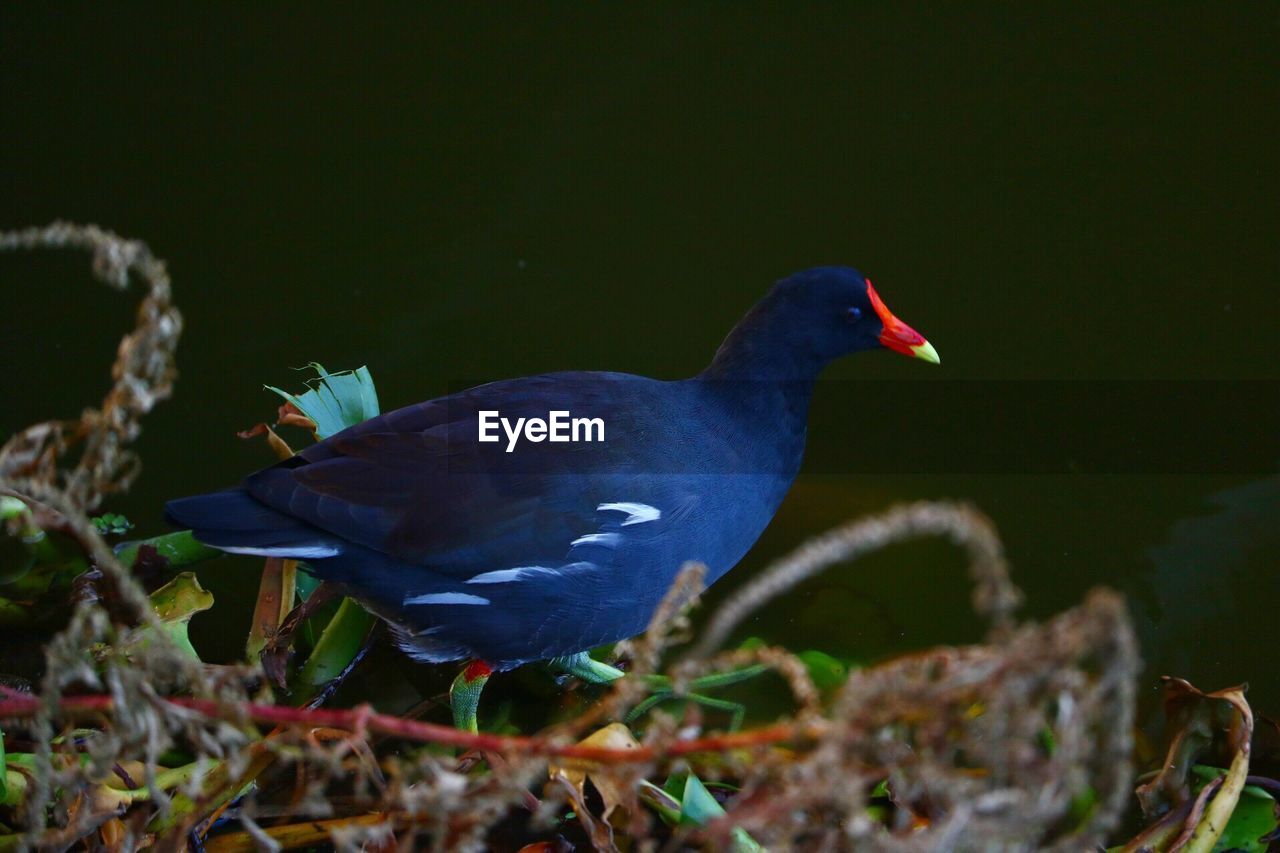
<box><xmin>705</xmin><ymin>266</ymin><xmax>939</xmax><ymax>381</ymax></box>
<box><xmin>775</xmin><ymin>266</ymin><xmax>940</xmax><ymax>365</ymax></box>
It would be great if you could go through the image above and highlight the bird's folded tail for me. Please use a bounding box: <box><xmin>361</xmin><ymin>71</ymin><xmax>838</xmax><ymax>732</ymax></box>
<box><xmin>165</xmin><ymin>488</ymin><xmax>345</xmax><ymax>559</ymax></box>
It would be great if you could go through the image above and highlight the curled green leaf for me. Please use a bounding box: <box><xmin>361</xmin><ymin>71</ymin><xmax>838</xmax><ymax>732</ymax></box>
<box><xmin>266</xmin><ymin>363</ymin><xmax>380</xmax><ymax>441</ymax></box>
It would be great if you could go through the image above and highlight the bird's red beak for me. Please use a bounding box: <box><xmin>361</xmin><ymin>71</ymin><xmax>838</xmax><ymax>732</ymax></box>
<box><xmin>867</xmin><ymin>281</ymin><xmax>940</xmax><ymax>364</ymax></box>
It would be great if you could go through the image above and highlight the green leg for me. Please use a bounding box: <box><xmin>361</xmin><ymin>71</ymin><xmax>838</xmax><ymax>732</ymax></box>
<box><xmin>548</xmin><ymin>651</ymin><xmax>625</xmax><ymax>684</ymax></box>
<box><xmin>624</xmin><ymin>692</ymin><xmax>670</xmax><ymax>724</ymax></box>
<box><xmin>450</xmin><ymin>660</ymin><xmax>492</xmax><ymax>733</ymax></box>
<box><xmin>689</xmin><ymin>663</ymin><xmax>769</xmax><ymax>689</ymax></box>
<box><xmin>627</xmin><ymin>664</ymin><xmax>768</xmax><ymax>730</ymax></box>
<box><xmin>685</xmin><ymin>694</ymin><xmax>748</xmax><ymax>732</ymax></box>
<box><xmin>627</xmin><ymin>691</ymin><xmax>748</xmax><ymax>731</ymax></box>
<box><xmin>636</xmin><ymin>663</ymin><xmax>769</xmax><ymax>692</ymax></box>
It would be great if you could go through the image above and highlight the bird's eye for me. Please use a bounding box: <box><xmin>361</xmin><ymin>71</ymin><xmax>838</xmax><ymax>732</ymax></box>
<box><xmin>845</xmin><ymin>306</ymin><xmax>863</xmax><ymax>323</ymax></box>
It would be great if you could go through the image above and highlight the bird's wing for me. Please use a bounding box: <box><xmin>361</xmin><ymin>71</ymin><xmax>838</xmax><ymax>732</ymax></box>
<box><xmin>242</xmin><ymin>372</ymin><xmax>708</xmax><ymax>577</ymax></box>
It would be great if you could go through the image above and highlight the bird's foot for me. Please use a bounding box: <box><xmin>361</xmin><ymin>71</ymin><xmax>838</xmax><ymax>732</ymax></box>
<box><xmin>548</xmin><ymin>651</ymin><xmax>625</xmax><ymax>684</ymax></box>
<box><xmin>450</xmin><ymin>660</ymin><xmax>493</xmax><ymax>733</ymax></box>
<box><xmin>627</xmin><ymin>664</ymin><xmax>769</xmax><ymax>732</ymax></box>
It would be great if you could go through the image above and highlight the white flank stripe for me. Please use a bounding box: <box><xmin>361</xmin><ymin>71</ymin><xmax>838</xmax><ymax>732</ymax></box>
<box><xmin>403</xmin><ymin>592</ymin><xmax>490</xmax><ymax>606</ymax></box>
<box><xmin>571</xmin><ymin>532</ymin><xmax>621</xmax><ymax>548</ymax></box>
<box><xmin>466</xmin><ymin>566</ymin><xmax>557</xmax><ymax>585</ymax></box>
<box><xmin>597</xmin><ymin>502</ymin><xmax>661</xmax><ymax>526</ymax></box>
<box><xmin>219</xmin><ymin>544</ymin><xmax>341</xmax><ymax>558</ymax></box>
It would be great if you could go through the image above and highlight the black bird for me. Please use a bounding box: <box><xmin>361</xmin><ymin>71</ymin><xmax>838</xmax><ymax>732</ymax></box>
<box><xmin>166</xmin><ymin>267</ymin><xmax>938</xmax><ymax>728</ymax></box>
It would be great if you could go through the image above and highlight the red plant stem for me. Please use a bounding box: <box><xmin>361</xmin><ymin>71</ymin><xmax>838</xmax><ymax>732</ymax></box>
<box><xmin>0</xmin><ymin>692</ymin><xmax>814</xmax><ymax>763</ymax></box>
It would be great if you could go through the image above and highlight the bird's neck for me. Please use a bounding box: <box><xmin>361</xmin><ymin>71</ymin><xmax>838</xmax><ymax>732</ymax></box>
<box><xmin>692</xmin><ymin>367</ymin><xmax>814</xmax><ymax>483</ymax></box>
<box><xmin>695</xmin><ymin>305</ymin><xmax>821</xmax><ymax>474</ymax></box>
<box><xmin>699</xmin><ymin>305</ymin><xmax>827</xmax><ymax>384</ymax></box>
<box><xmin>693</xmin><ymin>301</ymin><xmax>829</xmax><ymax>479</ymax></box>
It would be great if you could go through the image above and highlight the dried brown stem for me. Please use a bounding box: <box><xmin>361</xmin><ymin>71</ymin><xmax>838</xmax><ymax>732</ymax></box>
<box><xmin>688</xmin><ymin>501</ymin><xmax>1022</xmax><ymax>659</ymax></box>
<box><xmin>0</xmin><ymin>221</ymin><xmax>181</xmax><ymax>511</ymax></box>
<box><xmin>0</xmin><ymin>691</ymin><xmax>817</xmax><ymax>763</ymax></box>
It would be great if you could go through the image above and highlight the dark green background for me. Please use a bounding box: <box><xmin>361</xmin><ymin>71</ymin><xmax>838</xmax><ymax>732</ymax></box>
<box><xmin>3</xmin><ymin>7</ymin><xmax>1277</xmax><ymax>714</ymax></box>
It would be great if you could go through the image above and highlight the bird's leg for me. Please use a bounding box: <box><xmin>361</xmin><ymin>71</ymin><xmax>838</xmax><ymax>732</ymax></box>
<box><xmin>450</xmin><ymin>660</ymin><xmax>493</xmax><ymax>733</ymax></box>
<box><xmin>627</xmin><ymin>689</ymin><xmax>749</xmax><ymax>731</ymax></box>
<box><xmin>548</xmin><ymin>651</ymin><xmax>625</xmax><ymax>684</ymax></box>
<box><xmin>684</xmin><ymin>693</ymin><xmax>748</xmax><ymax>732</ymax></box>
<box><xmin>624</xmin><ymin>692</ymin><xmax>669</xmax><ymax>723</ymax></box>
<box><xmin>626</xmin><ymin>664</ymin><xmax>769</xmax><ymax>730</ymax></box>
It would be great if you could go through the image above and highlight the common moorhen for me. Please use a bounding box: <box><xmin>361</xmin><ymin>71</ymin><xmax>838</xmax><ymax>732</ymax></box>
<box><xmin>167</xmin><ymin>266</ymin><xmax>938</xmax><ymax>729</ymax></box>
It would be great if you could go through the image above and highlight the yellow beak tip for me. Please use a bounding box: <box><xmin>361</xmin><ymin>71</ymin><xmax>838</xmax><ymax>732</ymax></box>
<box><xmin>912</xmin><ymin>341</ymin><xmax>941</xmax><ymax>364</ymax></box>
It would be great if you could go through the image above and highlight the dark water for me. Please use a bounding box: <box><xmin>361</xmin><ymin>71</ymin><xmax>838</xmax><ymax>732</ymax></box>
<box><xmin>3</xmin><ymin>8</ymin><xmax>1277</xmax><ymax>716</ymax></box>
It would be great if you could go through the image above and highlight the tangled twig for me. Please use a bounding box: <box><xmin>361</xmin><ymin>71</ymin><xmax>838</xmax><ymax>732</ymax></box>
<box><xmin>0</xmin><ymin>221</ymin><xmax>181</xmax><ymax>511</ymax></box>
<box><xmin>0</xmin><ymin>224</ymin><xmax>215</xmax><ymax>847</ymax></box>
<box><xmin>0</xmin><ymin>691</ymin><xmax>814</xmax><ymax>764</ymax></box>
<box><xmin>689</xmin><ymin>500</ymin><xmax>1022</xmax><ymax>659</ymax></box>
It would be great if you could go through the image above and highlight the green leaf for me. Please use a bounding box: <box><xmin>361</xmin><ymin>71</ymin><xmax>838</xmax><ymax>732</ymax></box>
<box><xmin>1</xmin><ymin>502</ymin><xmax>91</xmax><ymax>591</ymax></box>
<box><xmin>148</xmin><ymin>572</ymin><xmax>215</xmax><ymax>622</ymax></box>
<box><xmin>679</xmin><ymin>773</ymin><xmax>726</xmax><ymax>826</ymax></box>
<box><xmin>289</xmin><ymin>597</ymin><xmax>375</xmax><ymax>704</ymax></box>
<box><xmin>115</xmin><ymin>530</ymin><xmax>222</xmax><ymax>571</ymax></box>
<box><xmin>295</xmin><ymin>571</ymin><xmax>322</xmax><ymax>600</ymax></box>
<box><xmin>0</xmin><ymin>498</ymin><xmax>26</xmax><ymax>522</ymax></box>
<box><xmin>638</xmin><ymin>780</ymin><xmax>683</xmax><ymax>825</ymax></box>
<box><xmin>729</xmin><ymin>827</ymin><xmax>766</xmax><ymax>852</ymax></box>
<box><xmin>1067</xmin><ymin>785</ymin><xmax>1097</xmax><ymax>829</ymax></box>
<box><xmin>91</xmin><ymin>513</ymin><xmax>133</xmax><ymax>535</ymax></box>
<box><xmin>294</xmin><ymin>571</ymin><xmax>336</xmax><ymax>647</ymax></box>
<box><xmin>133</xmin><ymin>572</ymin><xmax>214</xmax><ymax>661</ymax></box>
<box><xmin>1</xmin><ymin>767</ymin><xmax>25</xmax><ymax>809</ymax></box>
<box><xmin>147</xmin><ymin>742</ymin><xmax>274</xmax><ymax>834</ymax></box>
<box><xmin>1039</xmin><ymin>725</ymin><xmax>1057</xmax><ymax>756</ymax></box>
<box><xmin>1216</xmin><ymin>794</ymin><xmax>1280</xmax><ymax>853</ymax></box>
<box><xmin>673</xmin><ymin>774</ymin><xmax>765</xmax><ymax>851</ymax></box>
<box><xmin>1190</xmin><ymin>765</ymin><xmax>1278</xmax><ymax>852</ymax></box>
<box><xmin>662</xmin><ymin>771</ymin><xmax>688</xmax><ymax>802</ymax></box>
<box><xmin>0</xmin><ymin>539</ymin><xmax>34</xmax><ymax>587</ymax></box>
<box><xmin>266</xmin><ymin>363</ymin><xmax>380</xmax><ymax>440</ymax></box>
<box><xmin>1191</xmin><ymin>764</ymin><xmax>1277</xmax><ymax>803</ymax></box>
<box><xmin>798</xmin><ymin>649</ymin><xmax>847</xmax><ymax>690</ymax></box>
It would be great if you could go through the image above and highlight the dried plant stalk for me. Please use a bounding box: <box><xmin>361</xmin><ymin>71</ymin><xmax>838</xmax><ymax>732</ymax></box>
<box><xmin>689</xmin><ymin>500</ymin><xmax>1023</xmax><ymax>659</ymax></box>
<box><xmin>1</xmin><ymin>221</ymin><xmax>182</xmax><ymax>511</ymax></box>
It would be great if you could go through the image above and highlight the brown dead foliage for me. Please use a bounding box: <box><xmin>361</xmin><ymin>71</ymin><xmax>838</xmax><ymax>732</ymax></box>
<box><xmin>1</xmin><ymin>222</ymin><xmax>181</xmax><ymax>512</ymax></box>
